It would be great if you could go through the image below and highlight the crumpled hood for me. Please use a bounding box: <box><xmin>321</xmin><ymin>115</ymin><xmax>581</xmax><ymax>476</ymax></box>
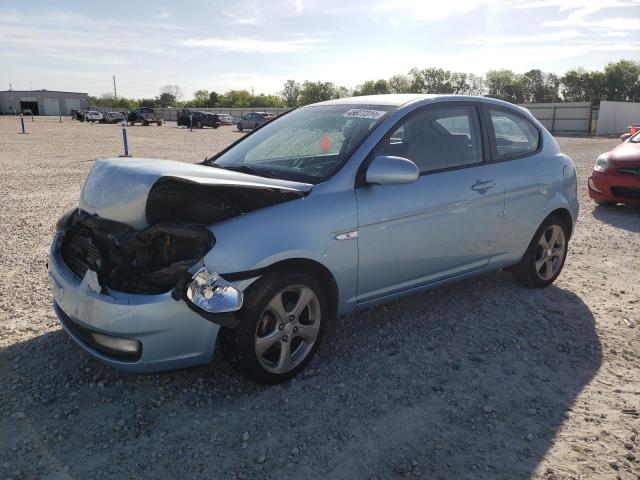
<box><xmin>79</xmin><ymin>158</ymin><xmax>313</xmax><ymax>229</ymax></box>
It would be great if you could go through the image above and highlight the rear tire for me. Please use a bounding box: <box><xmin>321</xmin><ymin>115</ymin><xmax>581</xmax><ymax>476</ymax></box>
<box><xmin>237</xmin><ymin>122</ymin><xmax>243</xmax><ymax>132</ymax></box>
<box><xmin>511</xmin><ymin>214</ymin><xmax>569</xmax><ymax>287</ymax></box>
<box><xmin>196</xmin><ymin>120</ymin><xmax>203</xmax><ymax>129</ymax></box>
<box><xmin>157</xmin><ymin>120</ymin><xmax>163</xmax><ymax>126</ymax></box>
<box><xmin>220</xmin><ymin>271</ymin><xmax>327</xmax><ymax>384</ymax></box>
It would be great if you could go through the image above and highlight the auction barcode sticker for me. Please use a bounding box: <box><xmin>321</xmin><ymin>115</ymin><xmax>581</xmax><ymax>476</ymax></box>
<box><xmin>342</xmin><ymin>109</ymin><xmax>387</xmax><ymax>120</ymax></box>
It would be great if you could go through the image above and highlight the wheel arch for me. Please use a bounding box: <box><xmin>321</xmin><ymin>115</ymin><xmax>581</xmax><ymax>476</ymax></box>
<box><xmin>546</xmin><ymin>207</ymin><xmax>573</xmax><ymax>239</ymax></box>
<box><xmin>257</xmin><ymin>258</ymin><xmax>339</xmax><ymax>319</ymax></box>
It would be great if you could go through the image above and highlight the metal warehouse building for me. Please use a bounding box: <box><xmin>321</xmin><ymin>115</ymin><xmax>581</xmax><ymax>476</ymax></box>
<box><xmin>0</xmin><ymin>90</ymin><xmax>88</xmax><ymax>116</ymax></box>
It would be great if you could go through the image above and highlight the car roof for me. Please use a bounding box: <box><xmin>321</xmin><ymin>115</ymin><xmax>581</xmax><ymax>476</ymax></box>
<box><xmin>313</xmin><ymin>94</ymin><xmax>525</xmax><ymax>111</ymax></box>
<box><xmin>315</xmin><ymin>94</ymin><xmax>432</xmax><ymax>107</ymax></box>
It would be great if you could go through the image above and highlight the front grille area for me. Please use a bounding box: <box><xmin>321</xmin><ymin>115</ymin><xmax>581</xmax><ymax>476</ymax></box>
<box><xmin>611</xmin><ymin>186</ymin><xmax>640</xmax><ymax>199</ymax></box>
<box><xmin>617</xmin><ymin>167</ymin><xmax>640</xmax><ymax>176</ymax></box>
<box><xmin>60</xmin><ymin>231</ymin><xmax>100</xmax><ymax>279</ymax></box>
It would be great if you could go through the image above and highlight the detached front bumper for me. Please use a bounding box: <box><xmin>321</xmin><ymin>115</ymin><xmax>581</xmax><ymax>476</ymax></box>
<box><xmin>48</xmin><ymin>233</ymin><xmax>225</xmax><ymax>373</ymax></box>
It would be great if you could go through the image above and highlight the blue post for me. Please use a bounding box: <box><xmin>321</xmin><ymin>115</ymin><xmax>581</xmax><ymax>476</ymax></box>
<box><xmin>121</xmin><ymin>118</ymin><xmax>130</xmax><ymax>157</ymax></box>
<box><xmin>19</xmin><ymin>114</ymin><xmax>26</xmax><ymax>134</ymax></box>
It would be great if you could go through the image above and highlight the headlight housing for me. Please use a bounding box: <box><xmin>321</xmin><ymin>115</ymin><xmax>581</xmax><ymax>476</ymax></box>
<box><xmin>594</xmin><ymin>154</ymin><xmax>611</xmax><ymax>172</ymax></box>
<box><xmin>186</xmin><ymin>268</ymin><xmax>243</xmax><ymax>313</ymax></box>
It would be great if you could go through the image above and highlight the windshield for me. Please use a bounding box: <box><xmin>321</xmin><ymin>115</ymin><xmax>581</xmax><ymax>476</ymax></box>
<box><xmin>630</xmin><ymin>130</ymin><xmax>640</xmax><ymax>143</ymax></box>
<box><xmin>210</xmin><ymin>104</ymin><xmax>393</xmax><ymax>183</ymax></box>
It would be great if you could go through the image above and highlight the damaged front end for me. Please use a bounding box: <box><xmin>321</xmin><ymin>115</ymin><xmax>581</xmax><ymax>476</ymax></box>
<box><xmin>54</xmin><ymin>157</ymin><xmax>313</xmax><ymax>322</ymax></box>
<box><xmin>58</xmin><ymin>209</ymin><xmax>215</xmax><ymax>294</ymax></box>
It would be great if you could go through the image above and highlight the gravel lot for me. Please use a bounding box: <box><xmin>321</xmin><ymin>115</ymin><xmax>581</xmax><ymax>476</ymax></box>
<box><xmin>1</xmin><ymin>116</ymin><xmax>638</xmax><ymax>480</ymax></box>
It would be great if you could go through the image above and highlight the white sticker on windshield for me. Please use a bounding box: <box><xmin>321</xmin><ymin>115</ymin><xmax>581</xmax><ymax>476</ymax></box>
<box><xmin>342</xmin><ymin>109</ymin><xmax>387</xmax><ymax>120</ymax></box>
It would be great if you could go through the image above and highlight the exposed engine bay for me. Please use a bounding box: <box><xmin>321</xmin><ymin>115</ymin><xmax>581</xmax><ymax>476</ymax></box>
<box><xmin>58</xmin><ymin>158</ymin><xmax>312</xmax><ymax>294</ymax></box>
<box><xmin>59</xmin><ymin>209</ymin><xmax>215</xmax><ymax>294</ymax></box>
<box><xmin>59</xmin><ymin>174</ymin><xmax>309</xmax><ymax>294</ymax></box>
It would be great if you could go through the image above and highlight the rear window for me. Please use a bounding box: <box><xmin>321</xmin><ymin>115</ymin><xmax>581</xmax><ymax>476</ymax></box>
<box><xmin>489</xmin><ymin>109</ymin><xmax>540</xmax><ymax>158</ymax></box>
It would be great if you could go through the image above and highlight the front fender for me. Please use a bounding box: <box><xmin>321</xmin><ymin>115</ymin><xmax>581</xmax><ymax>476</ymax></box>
<box><xmin>202</xmin><ymin>188</ymin><xmax>359</xmax><ymax>314</ymax></box>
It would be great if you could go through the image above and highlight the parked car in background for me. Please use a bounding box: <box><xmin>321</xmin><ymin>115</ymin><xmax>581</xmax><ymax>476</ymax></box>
<box><xmin>72</xmin><ymin>110</ymin><xmax>86</xmax><ymax>121</ymax></box>
<box><xmin>49</xmin><ymin>94</ymin><xmax>578</xmax><ymax>384</ymax></box>
<box><xmin>22</xmin><ymin>109</ymin><xmax>33</xmax><ymax>116</ymax></box>
<box><xmin>101</xmin><ymin>112</ymin><xmax>125</xmax><ymax>124</ymax></box>
<box><xmin>83</xmin><ymin>111</ymin><xmax>103</xmax><ymax>123</ymax></box>
<box><xmin>177</xmin><ymin>109</ymin><xmax>221</xmax><ymax>129</ymax></box>
<box><xmin>128</xmin><ymin>107</ymin><xmax>163</xmax><ymax>126</ymax></box>
<box><xmin>216</xmin><ymin>113</ymin><xmax>234</xmax><ymax>125</ymax></box>
<box><xmin>588</xmin><ymin>130</ymin><xmax>640</xmax><ymax>206</ymax></box>
<box><xmin>237</xmin><ymin>111</ymin><xmax>276</xmax><ymax>131</ymax></box>
<box><xmin>620</xmin><ymin>124</ymin><xmax>640</xmax><ymax>142</ymax></box>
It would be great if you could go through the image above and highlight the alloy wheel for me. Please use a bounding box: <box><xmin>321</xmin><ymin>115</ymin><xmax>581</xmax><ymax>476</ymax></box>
<box><xmin>254</xmin><ymin>285</ymin><xmax>321</xmax><ymax>374</ymax></box>
<box><xmin>534</xmin><ymin>225</ymin><xmax>566</xmax><ymax>281</ymax></box>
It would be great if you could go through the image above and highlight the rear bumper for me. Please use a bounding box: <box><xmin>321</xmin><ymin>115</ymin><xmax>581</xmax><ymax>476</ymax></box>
<box><xmin>588</xmin><ymin>170</ymin><xmax>640</xmax><ymax>204</ymax></box>
<box><xmin>48</xmin><ymin>233</ymin><xmax>220</xmax><ymax>373</ymax></box>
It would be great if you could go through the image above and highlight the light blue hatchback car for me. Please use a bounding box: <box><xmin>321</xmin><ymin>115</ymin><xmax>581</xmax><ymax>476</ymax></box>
<box><xmin>49</xmin><ymin>94</ymin><xmax>578</xmax><ymax>383</ymax></box>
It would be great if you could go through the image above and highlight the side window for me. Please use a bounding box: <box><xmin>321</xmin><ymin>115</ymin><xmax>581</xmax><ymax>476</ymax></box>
<box><xmin>374</xmin><ymin>105</ymin><xmax>483</xmax><ymax>173</ymax></box>
<box><xmin>489</xmin><ymin>109</ymin><xmax>540</xmax><ymax>158</ymax></box>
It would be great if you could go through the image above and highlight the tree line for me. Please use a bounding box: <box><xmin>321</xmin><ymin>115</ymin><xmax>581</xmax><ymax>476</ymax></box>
<box><xmin>90</xmin><ymin>59</ymin><xmax>639</xmax><ymax>110</ymax></box>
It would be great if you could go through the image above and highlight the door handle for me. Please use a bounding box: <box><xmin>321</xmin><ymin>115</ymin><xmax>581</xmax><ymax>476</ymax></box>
<box><xmin>471</xmin><ymin>180</ymin><xmax>495</xmax><ymax>192</ymax></box>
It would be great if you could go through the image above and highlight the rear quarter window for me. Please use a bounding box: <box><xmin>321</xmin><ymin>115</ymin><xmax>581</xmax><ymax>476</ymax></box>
<box><xmin>489</xmin><ymin>109</ymin><xmax>540</xmax><ymax>159</ymax></box>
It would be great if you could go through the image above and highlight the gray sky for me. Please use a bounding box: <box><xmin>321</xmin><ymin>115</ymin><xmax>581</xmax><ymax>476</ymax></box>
<box><xmin>1</xmin><ymin>0</ymin><xmax>639</xmax><ymax>99</ymax></box>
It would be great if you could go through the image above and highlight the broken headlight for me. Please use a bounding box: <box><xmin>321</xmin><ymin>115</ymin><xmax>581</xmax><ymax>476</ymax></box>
<box><xmin>186</xmin><ymin>268</ymin><xmax>243</xmax><ymax>313</ymax></box>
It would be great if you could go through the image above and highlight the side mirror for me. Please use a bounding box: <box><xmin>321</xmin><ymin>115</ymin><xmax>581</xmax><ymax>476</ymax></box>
<box><xmin>365</xmin><ymin>156</ymin><xmax>420</xmax><ymax>186</ymax></box>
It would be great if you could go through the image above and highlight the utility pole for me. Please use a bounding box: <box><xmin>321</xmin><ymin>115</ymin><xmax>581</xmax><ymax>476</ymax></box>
<box><xmin>112</xmin><ymin>75</ymin><xmax>118</xmax><ymax>102</ymax></box>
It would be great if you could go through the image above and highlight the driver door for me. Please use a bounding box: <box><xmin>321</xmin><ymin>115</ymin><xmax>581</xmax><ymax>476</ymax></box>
<box><xmin>355</xmin><ymin>103</ymin><xmax>506</xmax><ymax>304</ymax></box>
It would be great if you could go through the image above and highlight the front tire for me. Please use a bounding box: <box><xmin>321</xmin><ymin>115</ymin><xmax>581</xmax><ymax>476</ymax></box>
<box><xmin>511</xmin><ymin>215</ymin><xmax>569</xmax><ymax>287</ymax></box>
<box><xmin>237</xmin><ymin>122</ymin><xmax>243</xmax><ymax>131</ymax></box>
<box><xmin>220</xmin><ymin>271</ymin><xmax>327</xmax><ymax>384</ymax></box>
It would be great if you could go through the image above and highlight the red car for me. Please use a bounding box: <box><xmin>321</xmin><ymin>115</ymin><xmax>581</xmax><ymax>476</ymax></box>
<box><xmin>588</xmin><ymin>131</ymin><xmax>640</xmax><ymax>206</ymax></box>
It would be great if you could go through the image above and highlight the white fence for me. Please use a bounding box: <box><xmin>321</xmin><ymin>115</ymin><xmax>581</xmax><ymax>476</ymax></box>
<box><xmin>91</xmin><ymin>102</ymin><xmax>596</xmax><ymax>134</ymax></box>
<box><xmin>517</xmin><ymin>102</ymin><xmax>592</xmax><ymax>135</ymax></box>
<box><xmin>595</xmin><ymin>101</ymin><xmax>640</xmax><ymax>135</ymax></box>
